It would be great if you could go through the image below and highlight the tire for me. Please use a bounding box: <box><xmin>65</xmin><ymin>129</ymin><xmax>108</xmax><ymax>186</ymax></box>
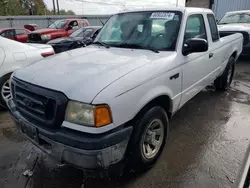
<box><xmin>214</xmin><ymin>56</ymin><xmax>235</xmax><ymax>91</ymax></box>
<box><xmin>126</xmin><ymin>106</ymin><xmax>169</xmax><ymax>172</ymax></box>
<box><xmin>0</xmin><ymin>73</ymin><xmax>12</xmax><ymax>109</ymax></box>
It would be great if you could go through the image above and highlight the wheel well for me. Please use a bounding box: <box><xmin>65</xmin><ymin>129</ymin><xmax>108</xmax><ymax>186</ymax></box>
<box><xmin>231</xmin><ymin>51</ymin><xmax>237</xmax><ymax>59</ymax></box>
<box><xmin>135</xmin><ymin>95</ymin><xmax>172</xmax><ymax>120</ymax></box>
<box><xmin>0</xmin><ymin>72</ymin><xmax>13</xmax><ymax>80</ymax></box>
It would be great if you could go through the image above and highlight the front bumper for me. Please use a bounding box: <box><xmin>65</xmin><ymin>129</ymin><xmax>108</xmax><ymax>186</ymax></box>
<box><xmin>7</xmin><ymin>99</ymin><xmax>133</xmax><ymax>170</ymax></box>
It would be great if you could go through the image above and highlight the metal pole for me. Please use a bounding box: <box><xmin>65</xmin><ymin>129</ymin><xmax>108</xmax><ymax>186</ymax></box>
<box><xmin>176</xmin><ymin>0</ymin><xmax>179</xmax><ymax>7</ymax></box>
<box><xmin>56</xmin><ymin>0</ymin><xmax>60</xmax><ymax>15</ymax></box>
<box><xmin>52</xmin><ymin>0</ymin><xmax>56</xmax><ymax>15</ymax></box>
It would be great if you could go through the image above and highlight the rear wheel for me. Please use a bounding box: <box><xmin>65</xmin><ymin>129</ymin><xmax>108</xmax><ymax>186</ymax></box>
<box><xmin>214</xmin><ymin>56</ymin><xmax>235</xmax><ymax>90</ymax></box>
<box><xmin>0</xmin><ymin>73</ymin><xmax>12</xmax><ymax>108</ymax></box>
<box><xmin>126</xmin><ymin>106</ymin><xmax>169</xmax><ymax>171</ymax></box>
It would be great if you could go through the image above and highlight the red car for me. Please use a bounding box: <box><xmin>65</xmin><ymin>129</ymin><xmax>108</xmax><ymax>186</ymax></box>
<box><xmin>0</xmin><ymin>28</ymin><xmax>31</xmax><ymax>43</ymax></box>
<box><xmin>28</xmin><ymin>18</ymin><xmax>89</xmax><ymax>43</ymax></box>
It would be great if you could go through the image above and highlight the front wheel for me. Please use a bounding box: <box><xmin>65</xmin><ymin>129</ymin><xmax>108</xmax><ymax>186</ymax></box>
<box><xmin>126</xmin><ymin>106</ymin><xmax>169</xmax><ymax>171</ymax></box>
<box><xmin>0</xmin><ymin>73</ymin><xmax>12</xmax><ymax>108</ymax></box>
<box><xmin>214</xmin><ymin>56</ymin><xmax>235</xmax><ymax>90</ymax></box>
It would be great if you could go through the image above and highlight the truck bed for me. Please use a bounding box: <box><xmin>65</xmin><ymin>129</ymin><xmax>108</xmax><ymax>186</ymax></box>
<box><xmin>219</xmin><ymin>31</ymin><xmax>249</xmax><ymax>45</ymax></box>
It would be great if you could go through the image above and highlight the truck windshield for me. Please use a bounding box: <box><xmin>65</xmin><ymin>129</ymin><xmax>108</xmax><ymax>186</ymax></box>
<box><xmin>70</xmin><ymin>28</ymin><xmax>93</xmax><ymax>38</ymax></box>
<box><xmin>94</xmin><ymin>11</ymin><xmax>182</xmax><ymax>51</ymax></box>
<box><xmin>219</xmin><ymin>13</ymin><xmax>250</xmax><ymax>24</ymax></box>
<box><xmin>48</xmin><ymin>20</ymin><xmax>67</xmax><ymax>29</ymax></box>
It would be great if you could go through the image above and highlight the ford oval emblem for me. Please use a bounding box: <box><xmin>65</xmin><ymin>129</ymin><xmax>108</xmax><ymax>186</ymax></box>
<box><xmin>23</xmin><ymin>98</ymin><xmax>34</xmax><ymax>108</ymax></box>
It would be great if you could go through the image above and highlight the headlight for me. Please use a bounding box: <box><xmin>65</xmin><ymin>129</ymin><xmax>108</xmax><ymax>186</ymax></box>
<box><xmin>41</xmin><ymin>34</ymin><xmax>51</xmax><ymax>40</ymax></box>
<box><xmin>65</xmin><ymin>101</ymin><xmax>112</xmax><ymax>127</ymax></box>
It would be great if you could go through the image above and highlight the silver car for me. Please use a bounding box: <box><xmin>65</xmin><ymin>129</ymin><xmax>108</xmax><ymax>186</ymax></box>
<box><xmin>218</xmin><ymin>10</ymin><xmax>250</xmax><ymax>57</ymax></box>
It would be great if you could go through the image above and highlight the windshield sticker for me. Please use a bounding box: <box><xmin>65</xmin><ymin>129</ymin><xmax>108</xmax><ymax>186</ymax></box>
<box><xmin>150</xmin><ymin>12</ymin><xmax>175</xmax><ymax>20</ymax></box>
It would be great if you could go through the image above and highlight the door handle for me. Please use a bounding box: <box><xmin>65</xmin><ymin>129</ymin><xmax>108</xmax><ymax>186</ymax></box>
<box><xmin>209</xmin><ymin>53</ymin><xmax>214</xmax><ymax>58</ymax></box>
<box><xmin>170</xmin><ymin>73</ymin><xmax>179</xmax><ymax>80</ymax></box>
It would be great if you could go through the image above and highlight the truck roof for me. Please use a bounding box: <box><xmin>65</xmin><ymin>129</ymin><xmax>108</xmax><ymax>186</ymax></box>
<box><xmin>0</xmin><ymin>28</ymin><xmax>30</xmax><ymax>33</ymax></box>
<box><xmin>226</xmin><ymin>10</ymin><xmax>250</xmax><ymax>14</ymax></box>
<box><xmin>118</xmin><ymin>7</ymin><xmax>213</xmax><ymax>15</ymax></box>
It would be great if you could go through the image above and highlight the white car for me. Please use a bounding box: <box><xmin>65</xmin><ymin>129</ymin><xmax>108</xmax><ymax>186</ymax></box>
<box><xmin>0</xmin><ymin>36</ymin><xmax>54</xmax><ymax>108</ymax></box>
<box><xmin>218</xmin><ymin>10</ymin><xmax>250</xmax><ymax>56</ymax></box>
<box><xmin>8</xmin><ymin>8</ymin><xmax>243</xmax><ymax>172</ymax></box>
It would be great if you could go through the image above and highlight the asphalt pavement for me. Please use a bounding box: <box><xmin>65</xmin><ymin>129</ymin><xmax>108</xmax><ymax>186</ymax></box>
<box><xmin>1</xmin><ymin>61</ymin><xmax>250</xmax><ymax>188</ymax></box>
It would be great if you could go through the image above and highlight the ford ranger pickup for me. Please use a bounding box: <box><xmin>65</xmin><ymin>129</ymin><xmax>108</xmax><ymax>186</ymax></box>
<box><xmin>28</xmin><ymin>18</ymin><xmax>89</xmax><ymax>44</ymax></box>
<box><xmin>8</xmin><ymin>8</ymin><xmax>244</xmax><ymax>172</ymax></box>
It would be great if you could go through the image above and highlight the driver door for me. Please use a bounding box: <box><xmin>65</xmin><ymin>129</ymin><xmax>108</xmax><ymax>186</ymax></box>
<box><xmin>15</xmin><ymin>29</ymin><xmax>29</xmax><ymax>43</ymax></box>
<box><xmin>180</xmin><ymin>14</ymin><xmax>211</xmax><ymax>107</ymax></box>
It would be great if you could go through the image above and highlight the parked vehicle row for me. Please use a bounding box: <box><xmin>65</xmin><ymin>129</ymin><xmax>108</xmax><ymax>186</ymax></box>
<box><xmin>28</xmin><ymin>18</ymin><xmax>89</xmax><ymax>44</ymax></box>
<box><xmin>0</xmin><ymin>28</ymin><xmax>31</xmax><ymax>43</ymax></box>
<box><xmin>218</xmin><ymin>10</ymin><xmax>250</xmax><ymax>56</ymax></box>
<box><xmin>0</xmin><ymin>36</ymin><xmax>55</xmax><ymax>108</ymax></box>
<box><xmin>7</xmin><ymin>8</ymin><xmax>244</xmax><ymax>174</ymax></box>
<box><xmin>47</xmin><ymin>26</ymin><xmax>102</xmax><ymax>53</ymax></box>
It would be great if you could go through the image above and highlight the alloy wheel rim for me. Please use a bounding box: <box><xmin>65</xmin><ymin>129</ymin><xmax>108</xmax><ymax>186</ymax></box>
<box><xmin>141</xmin><ymin>119</ymin><xmax>164</xmax><ymax>160</ymax></box>
<box><xmin>1</xmin><ymin>80</ymin><xmax>11</xmax><ymax>102</ymax></box>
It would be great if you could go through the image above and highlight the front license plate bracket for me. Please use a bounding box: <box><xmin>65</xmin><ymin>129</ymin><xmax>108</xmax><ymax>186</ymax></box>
<box><xmin>19</xmin><ymin>120</ymin><xmax>39</xmax><ymax>143</ymax></box>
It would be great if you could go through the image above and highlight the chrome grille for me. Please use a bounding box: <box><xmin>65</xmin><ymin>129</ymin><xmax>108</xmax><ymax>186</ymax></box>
<box><xmin>12</xmin><ymin>78</ymin><xmax>68</xmax><ymax>128</ymax></box>
<box><xmin>28</xmin><ymin>33</ymin><xmax>42</xmax><ymax>42</ymax></box>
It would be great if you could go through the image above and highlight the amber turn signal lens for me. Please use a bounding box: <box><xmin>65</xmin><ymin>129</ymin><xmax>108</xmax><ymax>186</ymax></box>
<box><xmin>94</xmin><ymin>105</ymin><xmax>112</xmax><ymax>127</ymax></box>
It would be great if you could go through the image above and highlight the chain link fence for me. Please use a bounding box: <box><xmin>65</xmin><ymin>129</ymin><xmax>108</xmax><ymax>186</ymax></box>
<box><xmin>0</xmin><ymin>15</ymin><xmax>111</xmax><ymax>29</ymax></box>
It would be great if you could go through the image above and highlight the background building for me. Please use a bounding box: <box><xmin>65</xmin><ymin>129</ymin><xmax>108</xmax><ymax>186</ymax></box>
<box><xmin>186</xmin><ymin>0</ymin><xmax>250</xmax><ymax>19</ymax></box>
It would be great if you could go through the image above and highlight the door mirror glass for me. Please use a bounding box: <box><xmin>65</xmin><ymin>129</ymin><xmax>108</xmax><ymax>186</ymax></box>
<box><xmin>183</xmin><ymin>38</ymin><xmax>208</xmax><ymax>56</ymax></box>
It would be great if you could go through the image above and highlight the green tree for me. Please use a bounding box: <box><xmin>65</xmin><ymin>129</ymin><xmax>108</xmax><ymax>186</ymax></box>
<box><xmin>46</xmin><ymin>9</ymin><xmax>75</xmax><ymax>15</ymax></box>
<box><xmin>33</xmin><ymin>0</ymin><xmax>47</xmax><ymax>15</ymax></box>
<box><xmin>66</xmin><ymin>10</ymin><xmax>75</xmax><ymax>15</ymax></box>
<box><xmin>0</xmin><ymin>0</ymin><xmax>26</xmax><ymax>15</ymax></box>
<box><xmin>57</xmin><ymin>9</ymin><xmax>75</xmax><ymax>15</ymax></box>
<box><xmin>0</xmin><ymin>0</ymin><xmax>54</xmax><ymax>15</ymax></box>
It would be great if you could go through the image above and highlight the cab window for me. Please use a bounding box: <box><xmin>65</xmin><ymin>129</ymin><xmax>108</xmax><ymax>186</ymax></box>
<box><xmin>184</xmin><ymin>14</ymin><xmax>207</xmax><ymax>41</ymax></box>
<box><xmin>207</xmin><ymin>14</ymin><xmax>219</xmax><ymax>42</ymax></box>
<box><xmin>0</xmin><ymin>30</ymin><xmax>15</xmax><ymax>38</ymax></box>
<box><xmin>68</xmin><ymin>21</ymin><xmax>79</xmax><ymax>30</ymax></box>
<box><xmin>16</xmin><ymin>29</ymin><xmax>28</xmax><ymax>35</ymax></box>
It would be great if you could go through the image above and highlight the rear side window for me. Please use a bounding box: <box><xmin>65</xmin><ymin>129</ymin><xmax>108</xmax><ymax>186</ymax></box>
<box><xmin>207</xmin><ymin>14</ymin><xmax>219</xmax><ymax>42</ymax></box>
<box><xmin>16</xmin><ymin>29</ymin><xmax>28</xmax><ymax>35</ymax></box>
<box><xmin>184</xmin><ymin>14</ymin><xmax>207</xmax><ymax>41</ymax></box>
<box><xmin>1</xmin><ymin>30</ymin><xmax>15</xmax><ymax>38</ymax></box>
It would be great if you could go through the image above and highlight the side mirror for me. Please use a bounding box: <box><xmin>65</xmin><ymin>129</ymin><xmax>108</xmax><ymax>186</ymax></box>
<box><xmin>66</xmin><ymin>25</ymin><xmax>73</xmax><ymax>31</ymax></box>
<box><xmin>183</xmin><ymin>38</ymin><xmax>208</xmax><ymax>56</ymax></box>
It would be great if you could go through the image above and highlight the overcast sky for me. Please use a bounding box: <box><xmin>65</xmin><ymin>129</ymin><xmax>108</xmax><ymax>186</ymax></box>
<box><xmin>44</xmin><ymin>0</ymin><xmax>185</xmax><ymax>15</ymax></box>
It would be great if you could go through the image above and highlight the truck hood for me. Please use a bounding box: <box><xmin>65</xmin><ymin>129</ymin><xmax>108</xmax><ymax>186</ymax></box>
<box><xmin>27</xmin><ymin>43</ymin><xmax>53</xmax><ymax>49</ymax></box>
<box><xmin>14</xmin><ymin>46</ymin><xmax>160</xmax><ymax>103</ymax></box>
<box><xmin>47</xmin><ymin>36</ymin><xmax>85</xmax><ymax>45</ymax></box>
<box><xmin>218</xmin><ymin>24</ymin><xmax>250</xmax><ymax>34</ymax></box>
<box><xmin>32</xmin><ymin>28</ymin><xmax>63</xmax><ymax>35</ymax></box>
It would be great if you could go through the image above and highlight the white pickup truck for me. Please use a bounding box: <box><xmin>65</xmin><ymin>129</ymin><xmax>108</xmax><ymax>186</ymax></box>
<box><xmin>8</xmin><ymin>8</ymin><xmax>243</xmax><ymax>172</ymax></box>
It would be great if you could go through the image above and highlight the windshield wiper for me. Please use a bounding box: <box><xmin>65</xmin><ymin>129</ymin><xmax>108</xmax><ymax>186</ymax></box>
<box><xmin>115</xmin><ymin>43</ymin><xmax>159</xmax><ymax>53</ymax></box>
<box><xmin>92</xmin><ymin>41</ymin><xmax>110</xmax><ymax>48</ymax></box>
